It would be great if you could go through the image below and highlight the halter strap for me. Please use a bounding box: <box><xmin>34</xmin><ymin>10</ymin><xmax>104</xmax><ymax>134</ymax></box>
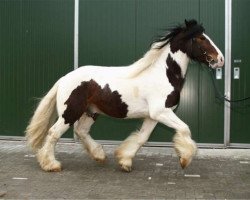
<box><xmin>191</xmin><ymin>38</ymin><xmax>214</xmax><ymax>67</ymax></box>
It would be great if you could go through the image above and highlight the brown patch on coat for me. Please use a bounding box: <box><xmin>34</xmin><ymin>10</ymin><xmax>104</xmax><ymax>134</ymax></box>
<box><xmin>191</xmin><ymin>35</ymin><xmax>219</xmax><ymax>64</ymax></box>
<box><xmin>62</xmin><ymin>79</ymin><xmax>128</xmax><ymax>126</ymax></box>
<box><xmin>165</xmin><ymin>54</ymin><xmax>185</xmax><ymax>108</ymax></box>
<box><xmin>165</xmin><ymin>90</ymin><xmax>180</xmax><ymax>108</ymax></box>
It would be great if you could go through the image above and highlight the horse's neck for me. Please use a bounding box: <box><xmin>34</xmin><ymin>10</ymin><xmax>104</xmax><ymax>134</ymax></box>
<box><xmin>125</xmin><ymin>43</ymin><xmax>189</xmax><ymax>79</ymax></box>
<box><xmin>155</xmin><ymin>45</ymin><xmax>189</xmax><ymax>78</ymax></box>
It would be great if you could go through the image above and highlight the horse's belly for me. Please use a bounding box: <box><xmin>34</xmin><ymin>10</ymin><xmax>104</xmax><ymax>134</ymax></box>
<box><xmin>126</xmin><ymin>100</ymin><xmax>149</xmax><ymax>118</ymax></box>
<box><xmin>91</xmin><ymin>97</ymin><xmax>149</xmax><ymax>119</ymax></box>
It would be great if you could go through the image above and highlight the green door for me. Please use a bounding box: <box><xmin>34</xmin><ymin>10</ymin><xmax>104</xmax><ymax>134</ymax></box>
<box><xmin>79</xmin><ymin>0</ymin><xmax>225</xmax><ymax>143</ymax></box>
<box><xmin>0</xmin><ymin>0</ymin><xmax>225</xmax><ymax>144</ymax></box>
<box><xmin>230</xmin><ymin>0</ymin><xmax>250</xmax><ymax>144</ymax></box>
<box><xmin>0</xmin><ymin>0</ymin><xmax>74</xmax><ymax>137</ymax></box>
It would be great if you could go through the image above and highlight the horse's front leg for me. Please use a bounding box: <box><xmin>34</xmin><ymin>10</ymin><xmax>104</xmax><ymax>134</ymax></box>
<box><xmin>115</xmin><ymin>118</ymin><xmax>157</xmax><ymax>172</ymax></box>
<box><xmin>149</xmin><ymin>106</ymin><xmax>197</xmax><ymax>169</ymax></box>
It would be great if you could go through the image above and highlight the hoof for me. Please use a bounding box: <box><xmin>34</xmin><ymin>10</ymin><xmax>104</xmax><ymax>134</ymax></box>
<box><xmin>114</xmin><ymin>148</ymin><xmax>133</xmax><ymax>172</ymax></box>
<box><xmin>94</xmin><ymin>156</ymin><xmax>107</xmax><ymax>164</ymax></box>
<box><xmin>40</xmin><ymin>160</ymin><xmax>62</xmax><ymax>172</ymax></box>
<box><xmin>118</xmin><ymin>158</ymin><xmax>132</xmax><ymax>172</ymax></box>
<box><xmin>179</xmin><ymin>157</ymin><xmax>191</xmax><ymax>169</ymax></box>
<box><xmin>48</xmin><ymin>164</ymin><xmax>62</xmax><ymax>172</ymax></box>
<box><xmin>120</xmin><ymin>164</ymin><xmax>132</xmax><ymax>172</ymax></box>
<box><xmin>90</xmin><ymin>145</ymin><xmax>106</xmax><ymax>163</ymax></box>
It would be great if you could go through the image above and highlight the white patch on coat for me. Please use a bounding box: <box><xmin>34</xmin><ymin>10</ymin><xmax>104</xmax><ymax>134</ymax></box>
<box><xmin>169</xmin><ymin>49</ymin><xmax>189</xmax><ymax>77</ymax></box>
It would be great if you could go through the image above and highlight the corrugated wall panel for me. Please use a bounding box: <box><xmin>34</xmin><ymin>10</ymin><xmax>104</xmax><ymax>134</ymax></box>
<box><xmin>0</xmin><ymin>0</ymin><xmax>74</xmax><ymax>136</ymax></box>
<box><xmin>79</xmin><ymin>0</ymin><xmax>136</xmax><ymax>66</ymax></box>
<box><xmin>199</xmin><ymin>0</ymin><xmax>225</xmax><ymax>143</ymax></box>
<box><xmin>79</xmin><ymin>0</ymin><xmax>139</xmax><ymax>141</ymax></box>
<box><xmin>231</xmin><ymin>0</ymin><xmax>250</xmax><ymax>143</ymax></box>
<box><xmin>1</xmin><ymin>0</ymin><xmax>226</xmax><ymax>144</ymax></box>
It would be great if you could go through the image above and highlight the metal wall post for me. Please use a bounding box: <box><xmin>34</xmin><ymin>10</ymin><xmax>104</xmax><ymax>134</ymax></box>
<box><xmin>224</xmin><ymin>0</ymin><xmax>232</xmax><ymax>147</ymax></box>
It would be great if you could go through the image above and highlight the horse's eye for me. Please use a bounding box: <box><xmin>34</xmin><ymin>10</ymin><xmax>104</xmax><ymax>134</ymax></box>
<box><xmin>200</xmin><ymin>36</ymin><xmax>206</xmax><ymax>40</ymax></box>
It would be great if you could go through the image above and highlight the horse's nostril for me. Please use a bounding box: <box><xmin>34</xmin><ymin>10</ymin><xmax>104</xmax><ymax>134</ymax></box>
<box><xmin>220</xmin><ymin>57</ymin><xmax>223</xmax><ymax>62</ymax></box>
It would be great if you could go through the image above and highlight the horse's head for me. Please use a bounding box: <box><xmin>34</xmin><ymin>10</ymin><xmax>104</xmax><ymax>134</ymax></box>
<box><xmin>154</xmin><ymin>19</ymin><xmax>224</xmax><ymax>68</ymax></box>
<box><xmin>184</xmin><ymin>20</ymin><xmax>224</xmax><ymax>68</ymax></box>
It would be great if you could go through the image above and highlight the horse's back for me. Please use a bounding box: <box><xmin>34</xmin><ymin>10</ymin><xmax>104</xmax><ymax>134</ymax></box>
<box><xmin>56</xmin><ymin>65</ymin><xmax>149</xmax><ymax>119</ymax></box>
<box><xmin>56</xmin><ymin>65</ymin><xmax>128</xmax><ymax>114</ymax></box>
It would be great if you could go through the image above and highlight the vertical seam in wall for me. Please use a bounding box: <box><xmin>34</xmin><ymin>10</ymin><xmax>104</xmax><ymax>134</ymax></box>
<box><xmin>134</xmin><ymin>0</ymin><xmax>138</xmax><ymax>60</ymax></box>
<box><xmin>74</xmin><ymin>0</ymin><xmax>79</xmax><ymax>70</ymax></box>
<box><xmin>198</xmin><ymin>0</ymin><xmax>201</xmax><ymax>142</ymax></box>
<box><xmin>198</xmin><ymin>0</ymin><xmax>200</xmax><ymax>22</ymax></box>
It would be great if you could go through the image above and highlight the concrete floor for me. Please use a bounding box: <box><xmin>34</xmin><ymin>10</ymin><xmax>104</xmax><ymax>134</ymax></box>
<box><xmin>0</xmin><ymin>140</ymin><xmax>250</xmax><ymax>199</ymax></box>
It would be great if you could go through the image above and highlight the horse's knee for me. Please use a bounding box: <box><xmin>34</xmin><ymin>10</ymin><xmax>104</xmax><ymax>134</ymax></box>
<box><xmin>178</xmin><ymin>125</ymin><xmax>191</xmax><ymax>136</ymax></box>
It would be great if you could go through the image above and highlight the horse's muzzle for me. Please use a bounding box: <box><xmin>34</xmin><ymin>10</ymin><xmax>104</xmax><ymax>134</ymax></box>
<box><xmin>210</xmin><ymin>54</ymin><xmax>224</xmax><ymax>68</ymax></box>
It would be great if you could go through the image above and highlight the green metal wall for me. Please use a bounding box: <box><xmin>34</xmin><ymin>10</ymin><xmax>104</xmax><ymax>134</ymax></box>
<box><xmin>231</xmin><ymin>0</ymin><xmax>250</xmax><ymax>143</ymax></box>
<box><xmin>79</xmin><ymin>0</ymin><xmax>139</xmax><ymax>141</ymax></box>
<box><xmin>199</xmin><ymin>0</ymin><xmax>225</xmax><ymax>143</ymax></box>
<box><xmin>0</xmin><ymin>0</ymin><xmax>233</xmax><ymax>144</ymax></box>
<box><xmin>78</xmin><ymin>0</ymin><xmax>225</xmax><ymax>143</ymax></box>
<box><xmin>0</xmin><ymin>0</ymin><xmax>74</xmax><ymax>136</ymax></box>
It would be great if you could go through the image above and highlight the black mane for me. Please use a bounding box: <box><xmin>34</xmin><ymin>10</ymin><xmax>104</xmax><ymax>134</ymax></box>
<box><xmin>153</xmin><ymin>19</ymin><xmax>205</xmax><ymax>49</ymax></box>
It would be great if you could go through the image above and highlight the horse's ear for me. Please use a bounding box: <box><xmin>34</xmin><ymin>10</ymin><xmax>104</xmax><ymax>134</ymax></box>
<box><xmin>184</xmin><ymin>19</ymin><xmax>197</xmax><ymax>28</ymax></box>
<box><xmin>185</xmin><ymin>19</ymin><xmax>188</xmax><ymax>27</ymax></box>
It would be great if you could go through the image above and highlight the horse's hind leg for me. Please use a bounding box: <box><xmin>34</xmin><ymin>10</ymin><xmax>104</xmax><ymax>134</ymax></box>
<box><xmin>37</xmin><ymin>117</ymin><xmax>69</xmax><ymax>172</ymax></box>
<box><xmin>74</xmin><ymin>114</ymin><xmax>106</xmax><ymax>162</ymax></box>
<box><xmin>115</xmin><ymin>118</ymin><xmax>157</xmax><ymax>172</ymax></box>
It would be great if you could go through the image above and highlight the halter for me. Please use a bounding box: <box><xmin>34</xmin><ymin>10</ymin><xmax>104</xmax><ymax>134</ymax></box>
<box><xmin>191</xmin><ymin>38</ymin><xmax>214</xmax><ymax>67</ymax></box>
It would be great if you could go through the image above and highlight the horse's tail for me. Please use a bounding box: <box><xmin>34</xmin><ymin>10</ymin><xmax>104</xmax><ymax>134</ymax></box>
<box><xmin>25</xmin><ymin>80</ymin><xmax>59</xmax><ymax>152</ymax></box>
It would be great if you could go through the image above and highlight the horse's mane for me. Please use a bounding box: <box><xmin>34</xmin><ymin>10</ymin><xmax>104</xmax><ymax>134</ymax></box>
<box><xmin>126</xmin><ymin>19</ymin><xmax>204</xmax><ymax>78</ymax></box>
<box><xmin>153</xmin><ymin>19</ymin><xmax>205</xmax><ymax>49</ymax></box>
<box><xmin>126</xmin><ymin>42</ymin><xmax>165</xmax><ymax>78</ymax></box>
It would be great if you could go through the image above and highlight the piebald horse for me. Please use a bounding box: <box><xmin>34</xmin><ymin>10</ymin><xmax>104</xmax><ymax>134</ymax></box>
<box><xmin>26</xmin><ymin>20</ymin><xmax>224</xmax><ymax>172</ymax></box>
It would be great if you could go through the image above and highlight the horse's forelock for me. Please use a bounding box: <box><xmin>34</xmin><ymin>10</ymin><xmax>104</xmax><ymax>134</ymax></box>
<box><xmin>182</xmin><ymin>22</ymin><xmax>205</xmax><ymax>40</ymax></box>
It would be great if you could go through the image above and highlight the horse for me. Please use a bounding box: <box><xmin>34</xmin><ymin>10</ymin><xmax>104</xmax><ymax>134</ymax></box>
<box><xmin>26</xmin><ymin>19</ymin><xmax>224</xmax><ymax>172</ymax></box>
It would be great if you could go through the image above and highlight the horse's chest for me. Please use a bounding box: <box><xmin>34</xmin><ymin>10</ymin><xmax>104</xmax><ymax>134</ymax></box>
<box><xmin>165</xmin><ymin>54</ymin><xmax>185</xmax><ymax>108</ymax></box>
